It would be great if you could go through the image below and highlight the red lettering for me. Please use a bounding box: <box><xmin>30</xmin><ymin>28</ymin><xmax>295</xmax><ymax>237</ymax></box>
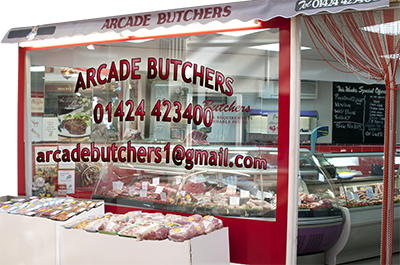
<box><xmin>81</xmin><ymin>147</ymin><xmax>90</xmax><ymax>162</ymax></box>
<box><xmin>215</xmin><ymin>71</ymin><xmax>224</xmax><ymax>92</ymax></box>
<box><xmin>143</xmin><ymin>14</ymin><xmax>151</xmax><ymax>26</ymax></box>
<box><xmin>159</xmin><ymin>58</ymin><xmax>169</xmax><ymax>80</ymax></box>
<box><xmin>205</xmin><ymin>68</ymin><xmax>214</xmax><ymax>89</ymax></box>
<box><xmin>86</xmin><ymin>68</ymin><xmax>97</xmax><ymax>89</ymax></box>
<box><xmin>204</xmin><ymin>8</ymin><xmax>213</xmax><ymax>19</ymax></box>
<box><xmin>193</xmin><ymin>64</ymin><xmax>204</xmax><ymax>86</ymax></box>
<box><xmin>131</xmin><ymin>58</ymin><xmax>141</xmax><ymax>79</ymax></box>
<box><xmin>137</xmin><ymin>147</ymin><xmax>146</xmax><ymax>163</ymax></box>
<box><xmin>223</xmin><ymin>6</ymin><xmax>232</xmax><ymax>17</ymax></box>
<box><xmin>193</xmin><ymin>9</ymin><xmax>204</xmax><ymax>20</ymax></box>
<box><xmin>118</xmin><ymin>17</ymin><xmax>126</xmax><ymax>28</ymax></box>
<box><xmin>125</xmin><ymin>17</ymin><xmax>133</xmax><ymax>27</ymax></box>
<box><xmin>97</xmin><ymin>63</ymin><xmax>107</xmax><ymax>84</ymax></box>
<box><xmin>147</xmin><ymin>57</ymin><xmax>157</xmax><ymax>79</ymax></box>
<box><xmin>157</xmin><ymin>13</ymin><xmax>166</xmax><ymax>24</ymax></box>
<box><xmin>110</xmin><ymin>18</ymin><xmax>118</xmax><ymax>29</ymax></box>
<box><xmin>225</xmin><ymin>77</ymin><xmax>234</xmax><ymax>96</ymax></box>
<box><xmin>53</xmin><ymin>150</ymin><xmax>61</xmax><ymax>163</ymax></box>
<box><xmin>183</xmin><ymin>10</ymin><xmax>193</xmax><ymax>21</ymax></box>
<box><xmin>119</xmin><ymin>59</ymin><xmax>130</xmax><ymax>81</ymax></box>
<box><xmin>175</xmin><ymin>11</ymin><xmax>184</xmax><ymax>22</ymax></box>
<box><xmin>182</xmin><ymin>61</ymin><xmax>192</xmax><ymax>83</ymax></box>
<box><xmin>108</xmin><ymin>61</ymin><xmax>119</xmax><ymax>83</ymax></box>
<box><xmin>101</xmin><ymin>19</ymin><xmax>110</xmax><ymax>30</ymax></box>
<box><xmin>134</xmin><ymin>16</ymin><xmax>143</xmax><ymax>26</ymax></box>
<box><xmin>213</xmin><ymin>7</ymin><xmax>222</xmax><ymax>18</ymax></box>
<box><xmin>75</xmin><ymin>72</ymin><xmax>86</xmax><ymax>92</ymax></box>
<box><xmin>170</xmin><ymin>59</ymin><xmax>182</xmax><ymax>80</ymax></box>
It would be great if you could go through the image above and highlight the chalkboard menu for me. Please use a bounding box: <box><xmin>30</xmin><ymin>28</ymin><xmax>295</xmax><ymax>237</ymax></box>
<box><xmin>332</xmin><ymin>82</ymin><xmax>386</xmax><ymax>144</ymax></box>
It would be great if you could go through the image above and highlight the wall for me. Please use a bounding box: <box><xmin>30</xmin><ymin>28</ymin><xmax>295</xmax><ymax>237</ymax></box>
<box><xmin>0</xmin><ymin>48</ymin><xmax>19</xmax><ymax>193</ymax></box>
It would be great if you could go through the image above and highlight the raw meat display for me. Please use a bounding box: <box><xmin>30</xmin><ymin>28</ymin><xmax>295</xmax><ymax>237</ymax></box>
<box><xmin>61</xmin><ymin>118</ymin><xmax>87</xmax><ymax>135</ymax></box>
<box><xmin>0</xmin><ymin>197</ymin><xmax>103</xmax><ymax>221</ymax></box>
<box><xmin>64</xmin><ymin>211</ymin><xmax>224</xmax><ymax>242</ymax></box>
<box><xmin>183</xmin><ymin>130</ymin><xmax>210</xmax><ymax>144</ymax></box>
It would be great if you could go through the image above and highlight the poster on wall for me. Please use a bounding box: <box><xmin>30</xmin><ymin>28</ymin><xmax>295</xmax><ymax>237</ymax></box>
<box><xmin>267</xmin><ymin>113</ymin><xmax>279</xmax><ymax>134</ymax></box>
<box><xmin>332</xmin><ymin>82</ymin><xmax>385</xmax><ymax>144</ymax></box>
<box><xmin>57</xmin><ymin>95</ymin><xmax>91</xmax><ymax>139</ymax></box>
<box><xmin>42</xmin><ymin>117</ymin><xmax>59</xmax><ymax>141</ymax></box>
<box><xmin>31</xmin><ymin>91</ymin><xmax>44</xmax><ymax>116</ymax></box>
<box><xmin>58</xmin><ymin>170</ymin><xmax>75</xmax><ymax>194</ymax></box>
<box><xmin>30</xmin><ymin>117</ymin><xmax>42</xmax><ymax>141</ymax></box>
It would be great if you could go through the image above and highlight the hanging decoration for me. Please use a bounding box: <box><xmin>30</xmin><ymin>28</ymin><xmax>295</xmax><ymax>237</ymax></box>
<box><xmin>303</xmin><ymin>8</ymin><xmax>400</xmax><ymax>265</ymax></box>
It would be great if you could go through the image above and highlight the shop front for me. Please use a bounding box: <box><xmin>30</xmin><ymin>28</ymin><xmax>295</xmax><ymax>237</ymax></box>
<box><xmin>1</xmin><ymin>0</ymin><xmax>395</xmax><ymax>264</ymax></box>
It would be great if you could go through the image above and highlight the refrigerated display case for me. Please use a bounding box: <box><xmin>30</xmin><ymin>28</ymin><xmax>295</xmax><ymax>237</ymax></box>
<box><xmin>91</xmin><ymin>147</ymin><xmax>345</xmax><ymax>256</ymax></box>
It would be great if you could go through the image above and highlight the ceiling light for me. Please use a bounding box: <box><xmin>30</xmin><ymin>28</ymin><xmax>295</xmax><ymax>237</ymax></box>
<box><xmin>362</xmin><ymin>21</ymin><xmax>400</xmax><ymax>35</ymax></box>
<box><xmin>250</xmin><ymin>43</ymin><xmax>311</xmax><ymax>52</ymax></box>
<box><xmin>126</xmin><ymin>39</ymin><xmax>153</xmax><ymax>43</ymax></box>
<box><xmin>30</xmin><ymin>66</ymin><xmax>45</xmax><ymax>72</ymax></box>
<box><xmin>87</xmin><ymin>44</ymin><xmax>95</xmax><ymax>50</ymax></box>
<box><xmin>219</xmin><ymin>28</ymin><xmax>269</xmax><ymax>37</ymax></box>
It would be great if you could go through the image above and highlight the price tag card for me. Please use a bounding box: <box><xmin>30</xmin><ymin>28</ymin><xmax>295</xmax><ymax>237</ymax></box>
<box><xmin>142</xmin><ymin>181</ymin><xmax>148</xmax><ymax>190</ymax></box>
<box><xmin>227</xmin><ymin>185</ymin><xmax>237</xmax><ymax>194</ymax></box>
<box><xmin>339</xmin><ymin>186</ymin><xmax>345</xmax><ymax>195</ymax></box>
<box><xmin>175</xmin><ymin>177</ymin><xmax>182</xmax><ymax>184</ymax></box>
<box><xmin>256</xmin><ymin>190</ymin><xmax>263</xmax><ymax>200</ymax></box>
<box><xmin>152</xmin><ymin>177</ymin><xmax>160</xmax><ymax>186</ymax></box>
<box><xmin>240</xmin><ymin>190</ymin><xmax>250</xmax><ymax>198</ymax></box>
<box><xmin>229</xmin><ymin>196</ymin><xmax>240</xmax><ymax>206</ymax></box>
<box><xmin>196</xmin><ymin>174</ymin><xmax>206</xmax><ymax>182</ymax></box>
<box><xmin>140</xmin><ymin>190</ymin><xmax>147</xmax><ymax>197</ymax></box>
<box><xmin>155</xmin><ymin>186</ymin><xmax>164</xmax><ymax>194</ymax></box>
<box><xmin>191</xmin><ymin>175</ymin><xmax>197</xmax><ymax>183</ymax></box>
<box><xmin>347</xmin><ymin>190</ymin><xmax>354</xmax><ymax>200</ymax></box>
<box><xmin>264</xmin><ymin>191</ymin><xmax>274</xmax><ymax>198</ymax></box>
<box><xmin>180</xmin><ymin>190</ymin><xmax>186</xmax><ymax>196</ymax></box>
<box><xmin>366</xmin><ymin>189</ymin><xmax>375</xmax><ymax>198</ymax></box>
<box><xmin>298</xmin><ymin>197</ymin><xmax>302</xmax><ymax>205</ymax></box>
<box><xmin>205</xmin><ymin>192</ymin><xmax>211</xmax><ymax>197</ymax></box>
<box><xmin>160</xmin><ymin>192</ymin><xmax>167</xmax><ymax>201</ymax></box>
<box><xmin>113</xmin><ymin>181</ymin><xmax>124</xmax><ymax>190</ymax></box>
<box><xmin>353</xmin><ymin>186</ymin><xmax>358</xmax><ymax>192</ymax></box>
<box><xmin>327</xmin><ymin>189</ymin><xmax>335</xmax><ymax>198</ymax></box>
<box><xmin>128</xmin><ymin>186</ymin><xmax>135</xmax><ymax>196</ymax></box>
<box><xmin>353</xmin><ymin>193</ymin><xmax>360</xmax><ymax>201</ymax></box>
<box><xmin>366</xmin><ymin>186</ymin><xmax>373</xmax><ymax>192</ymax></box>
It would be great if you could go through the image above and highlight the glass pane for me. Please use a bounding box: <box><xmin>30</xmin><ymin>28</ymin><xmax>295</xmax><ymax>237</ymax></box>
<box><xmin>28</xmin><ymin>27</ymin><xmax>282</xmax><ymax>220</ymax></box>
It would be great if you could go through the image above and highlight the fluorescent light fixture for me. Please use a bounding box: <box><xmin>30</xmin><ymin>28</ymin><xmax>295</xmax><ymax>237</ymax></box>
<box><xmin>20</xmin><ymin>20</ymin><xmax>261</xmax><ymax>49</ymax></box>
<box><xmin>250</xmin><ymin>43</ymin><xmax>311</xmax><ymax>52</ymax></box>
<box><xmin>30</xmin><ymin>66</ymin><xmax>45</xmax><ymax>72</ymax></box>
<box><xmin>126</xmin><ymin>39</ymin><xmax>153</xmax><ymax>43</ymax></box>
<box><xmin>87</xmin><ymin>44</ymin><xmax>95</xmax><ymax>50</ymax></box>
<box><xmin>362</xmin><ymin>21</ymin><xmax>400</xmax><ymax>35</ymax></box>
<box><xmin>219</xmin><ymin>28</ymin><xmax>269</xmax><ymax>37</ymax></box>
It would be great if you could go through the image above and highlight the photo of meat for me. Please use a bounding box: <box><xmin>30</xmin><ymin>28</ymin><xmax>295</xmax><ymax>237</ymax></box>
<box><xmin>62</xmin><ymin>118</ymin><xmax>87</xmax><ymax>135</ymax></box>
<box><xmin>58</xmin><ymin>95</ymin><xmax>91</xmax><ymax>137</ymax></box>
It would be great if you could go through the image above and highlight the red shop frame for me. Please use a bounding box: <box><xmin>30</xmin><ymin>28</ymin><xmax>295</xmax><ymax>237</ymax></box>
<box><xmin>17</xmin><ymin>17</ymin><xmax>292</xmax><ymax>265</ymax></box>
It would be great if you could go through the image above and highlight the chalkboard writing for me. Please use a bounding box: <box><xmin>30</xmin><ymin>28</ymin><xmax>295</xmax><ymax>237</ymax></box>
<box><xmin>332</xmin><ymin>82</ymin><xmax>385</xmax><ymax>144</ymax></box>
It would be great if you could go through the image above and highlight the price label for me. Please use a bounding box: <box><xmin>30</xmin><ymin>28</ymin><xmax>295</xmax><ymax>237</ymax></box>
<box><xmin>140</xmin><ymin>190</ymin><xmax>147</xmax><ymax>197</ymax></box>
<box><xmin>353</xmin><ymin>186</ymin><xmax>358</xmax><ymax>192</ymax></box>
<box><xmin>327</xmin><ymin>189</ymin><xmax>335</xmax><ymax>198</ymax></box>
<box><xmin>152</xmin><ymin>177</ymin><xmax>160</xmax><ymax>186</ymax></box>
<box><xmin>227</xmin><ymin>185</ymin><xmax>237</xmax><ymax>194</ymax></box>
<box><xmin>160</xmin><ymin>192</ymin><xmax>167</xmax><ymax>201</ymax></box>
<box><xmin>229</xmin><ymin>196</ymin><xmax>240</xmax><ymax>206</ymax></box>
<box><xmin>155</xmin><ymin>186</ymin><xmax>164</xmax><ymax>194</ymax></box>
<box><xmin>180</xmin><ymin>190</ymin><xmax>186</xmax><ymax>196</ymax></box>
<box><xmin>264</xmin><ymin>191</ymin><xmax>274</xmax><ymax>198</ymax></box>
<box><xmin>353</xmin><ymin>193</ymin><xmax>360</xmax><ymax>201</ymax></box>
<box><xmin>366</xmin><ymin>190</ymin><xmax>375</xmax><ymax>198</ymax></box>
<box><xmin>339</xmin><ymin>186</ymin><xmax>345</xmax><ymax>195</ymax></box>
<box><xmin>256</xmin><ymin>191</ymin><xmax>263</xmax><ymax>200</ymax></box>
<box><xmin>175</xmin><ymin>177</ymin><xmax>182</xmax><ymax>184</ymax></box>
<box><xmin>298</xmin><ymin>197</ymin><xmax>302</xmax><ymax>205</ymax></box>
<box><xmin>142</xmin><ymin>181</ymin><xmax>148</xmax><ymax>190</ymax></box>
<box><xmin>240</xmin><ymin>190</ymin><xmax>250</xmax><ymax>198</ymax></box>
<box><xmin>191</xmin><ymin>175</ymin><xmax>197</xmax><ymax>183</ymax></box>
<box><xmin>347</xmin><ymin>190</ymin><xmax>354</xmax><ymax>200</ymax></box>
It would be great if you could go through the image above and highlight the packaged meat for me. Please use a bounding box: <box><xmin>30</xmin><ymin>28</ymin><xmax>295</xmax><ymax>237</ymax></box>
<box><xmin>168</xmin><ymin>225</ymin><xmax>191</xmax><ymax>242</ymax></box>
<box><xmin>118</xmin><ymin>221</ymin><xmax>160</xmax><ymax>238</ymax></box>
<box><xmin>203</xmin><ymin>215</ymin><xmax>223</xmax><ymax>234</ymax></box>
<box><xmin>51</xmin><ymin>211</ymin><xmax>77</xmax><ymax>221</ymax></box>
<box><xmin>137</xmin><ymin>224</ymin><xmax>171</xmax><ymax>241</ymax></box>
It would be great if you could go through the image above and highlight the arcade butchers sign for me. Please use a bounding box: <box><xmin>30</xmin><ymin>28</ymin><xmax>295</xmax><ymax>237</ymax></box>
<box><xmin>332</xmin><ymin>82</ymin><xmax>386</xmax><ymax>144</ymax></box>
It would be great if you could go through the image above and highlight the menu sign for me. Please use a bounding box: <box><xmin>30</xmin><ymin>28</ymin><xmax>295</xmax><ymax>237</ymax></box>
<box><xmin>332</xmin><ymin>82</ymin><xmax>385</xmax><ymax>144</ymax></box>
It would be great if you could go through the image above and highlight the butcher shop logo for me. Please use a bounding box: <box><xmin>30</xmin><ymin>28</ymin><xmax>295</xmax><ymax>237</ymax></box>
<box><xmin>295</xmin><ymin>0</ymin><xmax>381</xmax><ymax>11</ymax></box>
